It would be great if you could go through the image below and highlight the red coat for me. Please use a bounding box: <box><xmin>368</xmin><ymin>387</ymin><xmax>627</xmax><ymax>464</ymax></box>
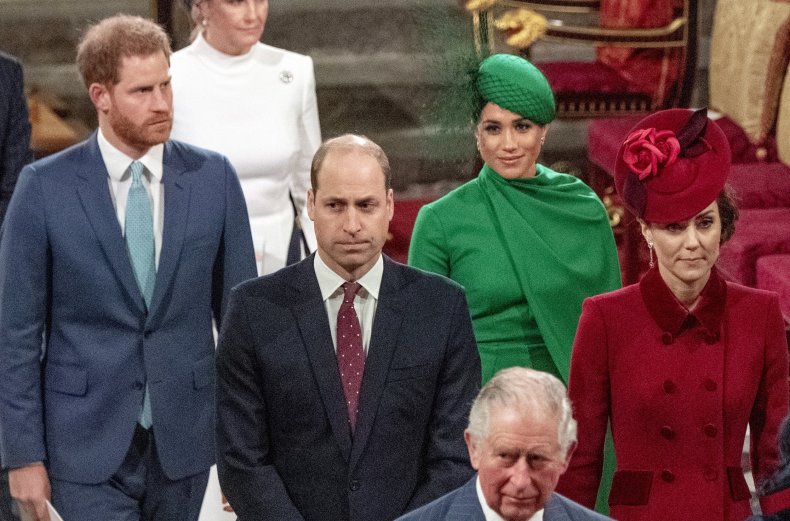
<box><xmin>557</xmin><ymin>267</ymin><xmax>789</xmax><ymax>520</ymax></box>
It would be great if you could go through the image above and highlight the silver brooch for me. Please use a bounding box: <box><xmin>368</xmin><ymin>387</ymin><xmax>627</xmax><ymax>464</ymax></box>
<box><xmin>279</xmin><ymin>70</ymin><xmax>294</xmax><ymax>84</ymax></box>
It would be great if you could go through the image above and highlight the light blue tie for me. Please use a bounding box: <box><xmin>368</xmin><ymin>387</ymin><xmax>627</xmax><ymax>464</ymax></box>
<box><xmin>125</xmin><ymin>160</ymin><xmax>155</xmax><ymax>428</ymax></box>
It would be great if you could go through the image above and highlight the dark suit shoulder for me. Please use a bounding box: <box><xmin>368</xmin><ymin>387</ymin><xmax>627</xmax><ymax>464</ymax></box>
<box><xmin>387</xmin><ymin>257</ymin><xmax>466</xmax><ymax>297</ymax></box>
<box><xmin>550</xmin><ymin>493</ymin><xmax>612</xmax><ymax>520</ymax></box>
<box><xmin>395</xmin><ymin>482</ymin><xmax>472</xmax><ymax>520</ymax></box>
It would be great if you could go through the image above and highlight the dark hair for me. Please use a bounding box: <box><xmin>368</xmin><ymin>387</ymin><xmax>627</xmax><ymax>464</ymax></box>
<box><xmin>717</xmin><ymin>185</ymin><xmax>739</xmax><ymax>244</ymax></box>
<box><xmin>77</xmin><ymin>15</ymin><xmax>171</xmax><ymax>87</ymax></box>
<box><xmin>311</xmin><ymin>134</ymin><xmax>391</xmax><ymax>192</ymax></box>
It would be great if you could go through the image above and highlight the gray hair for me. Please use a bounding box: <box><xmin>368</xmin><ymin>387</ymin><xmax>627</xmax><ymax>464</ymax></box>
<box><xmin>467</xmin><ymin>367</ymin><xmax>577</xmax><ymax>456</ymax></box>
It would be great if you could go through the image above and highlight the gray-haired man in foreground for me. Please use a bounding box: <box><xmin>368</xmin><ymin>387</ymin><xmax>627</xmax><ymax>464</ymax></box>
<box><xmin>396</xmin><ymin>367</ymin><xmax>611</xmax><ymax>521</ymax></box>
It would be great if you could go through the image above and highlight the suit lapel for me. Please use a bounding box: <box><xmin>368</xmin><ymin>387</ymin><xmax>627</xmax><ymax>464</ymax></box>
<box><xmin>446</xmin><ymin>477</ymin><xmax>486</xmax><ymax>520</ymax></box>
<box><xmin>76</xmin><ymin>135</ymin><xmax>145</xmax><ymax>312</ymax></box>
<box><xmin>148</xmin><ymin>141</ymin><xmax>191</xmax><ymax>320</ymax></box>
<box><xmin>291</xmin><ymin>258</ymin><xmax>353</xmax><ymax>461</ymax></box>
<box><xmin>349</xmin><ymin>257</ymin><xmax>408</xmax><ymax>469</ymax></box>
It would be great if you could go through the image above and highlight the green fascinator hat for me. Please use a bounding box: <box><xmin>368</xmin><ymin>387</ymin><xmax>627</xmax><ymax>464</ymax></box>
<box><xmin>476</xmin><ymin>53</ymin><xmax>556</xmax><ymax>125</ymax></box>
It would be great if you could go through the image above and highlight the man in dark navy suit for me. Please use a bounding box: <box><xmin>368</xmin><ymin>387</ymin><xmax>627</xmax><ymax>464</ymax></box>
<box><xmin>0</xmin><ymin>48</ymin><xmax>32</xmax><ymax>521</ymax></box>
<box><xmin>216</xmin><ymin>134</ymin><xmax>481</xmax><ymax>521</ymax></box>
<box><xmin>396</xmin><ymin>367</ymin><xmax>611</xmax><ymax>521</ymax></box>
<box><xmin>0</xmin><ymin>15</ymin><xmax>256</xmax><ymax>521</ymax></box>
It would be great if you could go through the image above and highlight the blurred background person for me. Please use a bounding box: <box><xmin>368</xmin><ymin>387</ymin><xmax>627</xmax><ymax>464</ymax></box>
<box><xmin>0</xmin><ymin>48</ymin><xmax>32</xmax><ymax>521</ymax></box>
<box><xmin>557</xmin><ymin>108</ymin><xmax>790</xmax><ymax>520</ymax></box>
<box><xmin>749</xmin><ymin>416</ymin><xmax>790</xmax><ymax>520</ymax></box>
<box><xmin>171</xmin><ymin>0</ymin><xmax>321</xmax><ymax>276</ymax></box>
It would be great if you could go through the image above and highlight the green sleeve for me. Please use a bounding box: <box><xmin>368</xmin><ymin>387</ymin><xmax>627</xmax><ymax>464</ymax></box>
<box><xmin>408</xmin><ymin>204</ymin><xmax>450</xmax><ymax>277</ymax></box>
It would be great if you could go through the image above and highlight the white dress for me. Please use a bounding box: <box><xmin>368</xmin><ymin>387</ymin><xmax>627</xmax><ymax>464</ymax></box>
<box><xmin>170</xmin><ymin>33</ymin><xmax>321</xmax><ymax>276</ymax></box>
<box><xmin>170</xmin><ymin>35</ymin><xmax>321</xmax><ymax>521</ymax></box>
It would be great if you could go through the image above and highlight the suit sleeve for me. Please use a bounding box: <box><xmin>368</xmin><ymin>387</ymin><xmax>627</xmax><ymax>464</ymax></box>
<box><xmin>0</xmin><ymin>58</ymin><xmax>32</xmax><ymax>224</ymax></box>
<box><xmin>406</xmin><ymin>287</ymin><xmax>480</xmax><ymax>510</ymax></box>
<box><xmin>212</xmin><ymin>158</ymin><xmax>257</xmax><ymax>326</ymax></box>
<box><xmin>0</xmin><ymin>166</ymin><xmax>48</xmax><ymax>468</ymax></box>
<box><xmin>216</xmin><ymin>287</ymin><xmax>306</xmax><ymax>520</ymax></box>
<box><xmin>288</xmin><ymin>56</ymin><xmax>320</xmax><ymax>213</ymax></box>
<box><xmin>555</xmin><ymin>298</ymin><xmax>611</xmax><ymax>508</ymax></box>
<box><xmin>754</xmin><ymin>293</ymin><xmax>790</xmax><ymax>514</ymax></box>
<box><xmin>408</xmin><ymin>205</ymin><xmax>451</xmax><ymax>277</ymax></box>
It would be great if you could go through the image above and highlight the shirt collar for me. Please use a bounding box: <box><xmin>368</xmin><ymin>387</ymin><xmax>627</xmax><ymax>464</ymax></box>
<box><xmin>313</xmin><ymin>252</ymin><xmax>383</xmax><ymax>301</ymax></box>
<box><xmin>639</xmin><ymin>265</ymin><xmax>727</xmax><ymax>340</ymax></box>
<box><xmin>475</xmin><ymin>476</ymin><xmax>544</xmax><ymax>521</ymax></box>
<box><xmin>97</xmin><ymin>128</ymin><xmax>164</xmax><ymax>183</ymax></box>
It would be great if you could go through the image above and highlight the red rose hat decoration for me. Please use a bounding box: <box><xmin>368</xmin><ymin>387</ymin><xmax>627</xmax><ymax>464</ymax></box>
<box><xmin>614</xmin><ymin>108</ymin><xmax>731</xmax><ymax>223</ymax></box>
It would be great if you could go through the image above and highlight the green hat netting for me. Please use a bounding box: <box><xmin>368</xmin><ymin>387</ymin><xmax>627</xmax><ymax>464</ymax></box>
<box><xmin>476</xmin><ymin>53</ymin><xmax>556</xmax><ymax>125</ymax></box>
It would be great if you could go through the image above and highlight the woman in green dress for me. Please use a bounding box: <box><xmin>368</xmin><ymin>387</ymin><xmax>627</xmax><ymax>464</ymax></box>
<box><xmin>408</xmin><ymin>54</ymin><xmax>621</xmax><ymax>513</ymax></box>
<box><xmin>408</xmin><ymin>53</ymin><xmax>621</xmax><ymax>385</ymax></box>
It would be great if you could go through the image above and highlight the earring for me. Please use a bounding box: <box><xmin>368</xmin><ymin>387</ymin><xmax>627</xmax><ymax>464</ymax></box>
<box><xmin>648</xmin><ymin>242</ymin><xmax>655</xmax><ymax>268</ymax></box>
<box><xmin>540</xmin><ymin>137</ymin><xmax>545</xmax><ymax>145</ymax></box>
<box><xmin>202</xmin><ymin>18</ymin><xmax>208</xmax><ymax>27</ymax></box>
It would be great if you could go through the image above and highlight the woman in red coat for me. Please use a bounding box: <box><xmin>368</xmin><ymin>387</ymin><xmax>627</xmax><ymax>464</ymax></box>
<box><xmin>556</xmin><ymin>108</ymin><xmax>790</xmax><ymax>520</ymax></box>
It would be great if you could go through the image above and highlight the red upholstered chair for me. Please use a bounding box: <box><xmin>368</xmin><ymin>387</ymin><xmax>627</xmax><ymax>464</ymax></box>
<box><xmin>585</xmin><ymin>0</ymin><xmax>790</xmax><ymax>284</ymax></box>
<box><xmin>383</xmin><ymin>198</ymin><xmax>435</xmax><ymax>264</ymax></box>
<box><xmin>467</xmin><ymin>0</ymin><xmax>699</xmax><ymax>118</ymax></box>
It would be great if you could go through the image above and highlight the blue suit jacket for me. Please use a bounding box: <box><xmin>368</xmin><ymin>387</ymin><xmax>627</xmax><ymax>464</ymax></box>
<box><xmin>0</xmin><ymin>51</ymin><xmax>31</xmax><ymax>226</ymax></box>
<box><xmin>396</xmin><ymin>476</ymin><xmax>613</xmax><ymax>521</ymax></box>
<box><xmin>0</xmin><ymin>134</ymin><xmax>256</xmax><ymax>483</ymax></box>
<box><xmin>216</xmin><ymin>255</ymin><xmax>482</xmax><ymax>521</ymax></box>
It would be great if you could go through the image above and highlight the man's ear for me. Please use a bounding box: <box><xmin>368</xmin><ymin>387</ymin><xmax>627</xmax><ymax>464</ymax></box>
<box><xmin>464</xmin><ymin>430</ymin><xmax>481</xmax><ymax>471</ymax></box>
<box><xmin>560</xmin><ymin>441</ymin><xmax>577</xmax><ymax>473</ymax></box>
<box><xmin>89</xmin><ymin>82</ymin><xmax>111</xmax><ymax>113</ymax></box>
<box><xmin>307</xmin><ymin>189</ymin><xmax>316</xmax><ymax>222</ymax></box>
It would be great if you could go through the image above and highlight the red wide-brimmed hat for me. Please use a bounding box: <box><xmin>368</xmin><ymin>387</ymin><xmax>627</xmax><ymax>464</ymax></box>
<box><xmin>613</xmin><ymin>108</ymin><xmax>731</xmax><ymax>223</ymax></box>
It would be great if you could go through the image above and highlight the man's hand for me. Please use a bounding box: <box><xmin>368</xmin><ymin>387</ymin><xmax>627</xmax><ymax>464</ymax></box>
<box><xmin>9</xmin><ymin>462</ymin><xmax>51</xmax><ymax>521</ymax></box>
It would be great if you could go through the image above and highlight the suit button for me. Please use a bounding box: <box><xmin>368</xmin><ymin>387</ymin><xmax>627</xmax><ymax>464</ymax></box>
<box><xmin>133</xmin><ymin>381</ymin><xmax>144</xmax><ymax>390</ymax></box>
<box><xmin>349</xmin><ymin>480</ymin><xmax>360</xmax><ymax>491</ymax></box>
<box><xmin>663</xmin><ymin>380</ymin><xmax>676</xmax><ymax>394</ymax></box>
<box><xmin>703</xmin><ymin>467</ymin><xmax>717</xmax><ymax>481</ymax></box>
<box><xmin>660</xmin><ymin>425</ymin><xmax>675</xmax><ymax>439</ymax></box>
<box><xmin>661</xmin><ymin>469</ymin><xmax>675</xmax><ymax>483</ymax></box>
<box><xmin>703</xmin><ymin>379</ymin><xmax>717</xmax><ymax>392</ymax></box>
<box><xmin>661</xmin><ymin>332</ymin><xmax>674</xmax><ymax>345</ymax></box>
<box><xmin>703</xmin><ymin>423</ymin><xmax>717</xmax><ymax>437</ymax></box>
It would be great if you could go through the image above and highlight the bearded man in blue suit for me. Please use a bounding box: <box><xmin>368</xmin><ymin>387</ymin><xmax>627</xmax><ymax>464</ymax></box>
<box><xmin>0</xmin><ymin>15</ymin><xmax>256</xmax><ymax>521</ymax></box>
<box><xmin>396</xmin><ymin>367</ymin><xmax>611</xmax><ymax>521</ymax></box>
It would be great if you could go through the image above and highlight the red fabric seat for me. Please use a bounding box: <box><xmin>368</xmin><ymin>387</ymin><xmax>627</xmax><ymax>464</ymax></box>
<box><xmin>383</xmin><ymin>198</ymin><xmax>432</xmax><ymax>264</ymax></box>
<box><xmin>728</xmin><ymin>162</ymin><xmax>790</xmax><ymax>209</ymax></box>
<box><xmin>717</xmin><ymin>208</ymin><xmax>790</xmax><ymax>286</ymax></box>
<box><xmin>757</xmin><ymin>254</ymin><xmax>790</xmax><ymax>324</ymax></box>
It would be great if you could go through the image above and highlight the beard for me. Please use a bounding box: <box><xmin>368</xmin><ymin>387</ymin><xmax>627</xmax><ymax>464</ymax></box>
<box><xmin>108</xmin><ymin>108</ymin><xmax>172</xmax><ymax>150</ymax></box>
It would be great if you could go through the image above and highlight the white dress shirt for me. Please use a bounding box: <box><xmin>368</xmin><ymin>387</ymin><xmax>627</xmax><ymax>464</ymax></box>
<box><xmin>313</xmin><ymin>253</ymin><xmax>383</xmax><ymax>354</ymax></box>
<box><xmin>476</xmin><ymin>476</ymin><xmax>545</xmax><ymax>521</ymax></box>
<box><xmin>97</xmin><ymin>129</ymin><xmax>164</xmax><ymax>265</ymax></box>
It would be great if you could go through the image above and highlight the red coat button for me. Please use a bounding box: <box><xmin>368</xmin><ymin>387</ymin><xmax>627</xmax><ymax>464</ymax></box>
<box><xmin>661</xmin><ymin>469</ymin><xmax>675</xmax><ymax>482</ymax></box>
<box><xmin>704</xmin><ymin>424</ymin><xmax>717</xmax><ymax>437</ymax></box>
<box><xmin>660</xmin><ymin>425</ymin><xmax>675</xmax><ymax>439</ymax></box>
<box><xmin>661</xmin><ymin>332</ymin><xmax>674</xmax><ymax>345</ymax></box>
<box><xmin>703</xmin><ymin>467</ymin><xmax>717</xmax><ymax>481</ymax></box>
<box><xmin>663</xmin><ymin>380</ymin><xmax>676</xmax><ymax>394</ymax></box>
<box><xmin>703</xmin><ymin>379</ymin><xmax>717</xmax><ymax>392</ymax></box>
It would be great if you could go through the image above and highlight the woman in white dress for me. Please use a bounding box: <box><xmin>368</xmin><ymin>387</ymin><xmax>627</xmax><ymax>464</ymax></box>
<box><xmin>171</xmin><ymin>0</ymin><xmax>321</xmax><ymax>276</ymax></box>
<box><xmin>170</xmin><ymin>1</ymin><xmax>320</xmax><ymax>518</ymax></box>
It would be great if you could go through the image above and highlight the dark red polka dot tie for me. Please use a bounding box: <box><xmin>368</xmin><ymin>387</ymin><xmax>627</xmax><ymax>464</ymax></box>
<box><xmin>337</xmin><ymin>282</ymin><xmax>365</xmax><ymax>431</ymax></box>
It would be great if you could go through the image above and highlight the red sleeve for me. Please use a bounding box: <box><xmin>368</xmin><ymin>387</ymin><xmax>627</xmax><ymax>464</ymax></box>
<box><xmin>755</xmin><ymin>293</ymin><xmax>790</xmax><ymax>514</ymax></box>
<box><xmin>556</xmin><ymin>297</ymin><xmax>612</xmax><ymax>508</ymax></box>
